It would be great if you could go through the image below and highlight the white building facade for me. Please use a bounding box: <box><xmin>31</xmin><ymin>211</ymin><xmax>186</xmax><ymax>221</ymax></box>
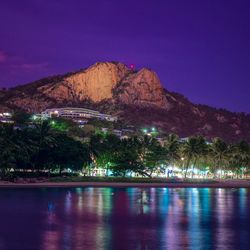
<box><xmin>41</xmin><ymin>107</ymin><xmax>117</xmax><ymax>122</ymax></box>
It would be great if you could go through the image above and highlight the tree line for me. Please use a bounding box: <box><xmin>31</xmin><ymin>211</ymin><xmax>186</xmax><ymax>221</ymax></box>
<box><xmin>0</xmin><ymin>119</ymin><xmax>249</xmax><ymax>179</ymax></box>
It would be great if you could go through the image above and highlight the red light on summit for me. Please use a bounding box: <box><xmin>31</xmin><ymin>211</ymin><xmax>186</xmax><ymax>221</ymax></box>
<box><xmin>129</xmin><ymin>64</ymin><xmax>135</xmax><ymax>70</ymax></box>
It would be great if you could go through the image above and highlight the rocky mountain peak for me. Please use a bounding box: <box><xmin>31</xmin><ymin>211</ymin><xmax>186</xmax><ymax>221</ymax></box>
<box><xmin>114</xmin><ymin>67</ymin><xmax>170</xmax><ymax>109</ymax></box>
<box><xmin>34</xmin><ymin>62</ymin><xmax>169</xmax><ymax>108</ymax></box>
<box><xmin>39</xmin><ymin>61</ymin><xmax>131</xmax><ymax>103</ymax></box>
<box><xmin>2</xmin><ymin>61</ymin><xmax>170</xmax><ymax>112</ymax></box>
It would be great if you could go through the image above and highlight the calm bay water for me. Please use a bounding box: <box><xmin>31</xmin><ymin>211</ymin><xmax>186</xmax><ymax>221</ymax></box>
<box><xmin>0</xmin><ymin>187</ymin><xmax>250</xmax><ymax>250</ymax></box>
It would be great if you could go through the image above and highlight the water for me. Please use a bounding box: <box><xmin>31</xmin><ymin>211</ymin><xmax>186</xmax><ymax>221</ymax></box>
<box><xmin>0</xmin><ymin>187</ymin><xmax>249</xmax><ymax>250</ymax></box>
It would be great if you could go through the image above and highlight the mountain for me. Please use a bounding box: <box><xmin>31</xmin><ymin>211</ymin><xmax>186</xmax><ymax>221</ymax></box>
<box><xmin>0</xmin><ymin>61</ymin><xmax>249</xmax><ymax>142</ymax></box>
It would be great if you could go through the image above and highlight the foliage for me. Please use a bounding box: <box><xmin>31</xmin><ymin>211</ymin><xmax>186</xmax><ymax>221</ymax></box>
<box><xmin>0</xmin><ymin>122</ymin><xmax>90</xmax><ymax>179</ymax></box>
<box><xmin>12</xmin><ymin>110</ymin><xmax>31</xmax><ymax>126</ymax></box>
<box><xmin>181</xmin><ymin>136</ymin><xmax>208</xmax><ymax>178</ymax></box>
<box><xmin>0</xmin><ymin>119</ymin><xmax>249</xmax><ymax>180</ymax></box>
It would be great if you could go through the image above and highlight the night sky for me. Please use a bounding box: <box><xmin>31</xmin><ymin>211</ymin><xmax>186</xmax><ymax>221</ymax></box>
<box><xmin>0</xmin><ymin>0</ymin><xmax>249</xmax><ymax>113</ymax></box>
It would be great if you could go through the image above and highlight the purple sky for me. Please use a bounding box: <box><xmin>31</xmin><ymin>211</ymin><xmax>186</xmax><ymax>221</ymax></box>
<box><xmin>0</xmin><ymin>0</ymin><xmax>249</xmax><ymax>113</ymax></box>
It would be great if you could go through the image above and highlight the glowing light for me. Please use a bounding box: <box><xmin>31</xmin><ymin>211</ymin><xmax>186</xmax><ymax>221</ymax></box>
<box><xmin>217</xmin><ymin>169</ymin><xmax>223</xmax><ymax>175</ymax></box>
<box><xmin>129</xmin><ymin>64</ymin><xmax>135</xmax><ymax>70</ymax></box>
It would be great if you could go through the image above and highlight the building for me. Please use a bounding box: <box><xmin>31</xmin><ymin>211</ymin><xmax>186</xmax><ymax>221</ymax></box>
<box><xmin>41</xmin><ymin>107</ymin><xmax>117</xmax><ymax>122</ymax></box>
<box><xmin>0</xmin><ymin>112</ymin><xmax>13</xmax><ymax>123</ymax></box>
<box><xmin>113</xmin><ymin>129</ymin><xmax>122</xmax><ymax>137</ymax></box>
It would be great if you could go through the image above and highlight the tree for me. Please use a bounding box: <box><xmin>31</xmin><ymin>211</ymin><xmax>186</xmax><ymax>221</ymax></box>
<box><xmin>0</xmin><ymin>125</ymin><xmax>34</xmax><ymax>178</ymax></box>
<box><xmin>181</xmin><ymin>136</ymin><xmax>208</xmax><ymax>178</ymax></box>
<box><xmin>209</xmin><ymin>138</ymin><xmax>228</xmax><ymax>178</ymax></box>
<box><xmin>0</xmin><ymin>125</ymin><xmax>18</xmax><ymax>178</ymax></box>
<box><xmin>89</xmin><ymin>133</ymin><xmax>121</xmax><ymax>175</ymax></box>
<box><xmin>49</xmin><ymin>134</ymin><xmax>91</xmax><ymax>175</ymax></box>
<box><xmin>228</xmin><ymin>141</ymin><xmax>250</xmax><ymax>178</ymax></box>
<box><xmin>82</xmin><ymin>124</ymin><xmax>95</xmax><ymax>137</ymax></box>
<box><xmin>12</xmin><ymin>110</ymin><xmax>31</xmax><ymax>127</ymax></box>
<box><xmin>191</xmin><ymin>136</ymin><xmax>208</xmax><ymax>178</ymax></box>
<box><xmin>112</xmin><ymin>135</ymin><xmax>168</xmax><ymax>178</ymax></box>
<box><xmin>111</xmin><ymin>137</ymin><xmax>144</xmax><ymax>177</ymax></box>
<box><xmin>31</xmin><ymin>121</ymin><xmax>57</xmax><ymax>171</ymax></box>
<box><xmin>164</xmin><ymin>133</ymin><xmax>180</xmax><ymax>176</ymax></box>
<box><xmin>140</xmin><ymin>136</ymin><xmax>167</xmax><ymax>177</ymax></box>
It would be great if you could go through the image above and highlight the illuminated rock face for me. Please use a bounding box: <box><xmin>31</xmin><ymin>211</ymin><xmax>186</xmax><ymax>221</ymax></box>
<box><xmin>38</xmin><ymin>62</ymin><xmax>130</xmax><ymax>103</ymax></box>
<box><xmin>10</xmin><ymin>61</ymin><xmax>170</xmax><ymax>109</ymax></box>
<box><xmin>115</xmin><ymin>68</ymin><xmax>170</xmax><ymax>109</ymax></box>
<box><xmin>39</xmin><ymin>62</ymin><xmax>170</xmax><ymax>108</ymax></box>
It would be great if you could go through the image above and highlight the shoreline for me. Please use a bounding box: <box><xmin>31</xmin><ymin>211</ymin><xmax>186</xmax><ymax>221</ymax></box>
<box><xmin>0</xmin><ymin>180</ymin><xmax>250</xmax><ymax>188</ymax></box>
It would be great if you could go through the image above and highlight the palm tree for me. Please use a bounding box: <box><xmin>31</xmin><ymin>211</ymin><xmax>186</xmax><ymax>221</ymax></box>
<box><xmin>181</xmin><ymin>136</ymin><xmax>207</xmax><ymax>179</ymax></box>
<box><xmin>228</xmin><ymin>141</ymin><xmax>250</xmax><ymax>178</ymax></box>
<box><xmin>164</xmin><ymin>133</ymin><xmax>181</xmax><ymax>176</ymax></box>
<box><xmin>209</xmin><ymin>138</ymin><xmax>228</xmax><ymax>178</ymax></box>
<box><xmin>164</xmin><ymin>134</ymin><xmax>180</xmax><ymax>161</ymax></box>
<box><xmin>191</xmin><ymin>136</ymin><xmax>208</xmax><ymax>178</ymax></box>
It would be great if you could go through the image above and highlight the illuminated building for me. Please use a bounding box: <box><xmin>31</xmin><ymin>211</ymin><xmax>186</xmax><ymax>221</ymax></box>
<box><xmin>41</xmin><ymin>107</ymin><xmax>117</xmax><ymax>122</ymax></box>
<box><xmin>0</xmin><ymin>112</ymin><xmax>13</xmax><ymax>123</ymax></box>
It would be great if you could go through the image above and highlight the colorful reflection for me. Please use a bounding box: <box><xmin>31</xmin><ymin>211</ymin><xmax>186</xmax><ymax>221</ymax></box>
<box><xmin>0</xmin><ymin>188</ymin><xmax>250</xmax><ymax>249</ymax></box>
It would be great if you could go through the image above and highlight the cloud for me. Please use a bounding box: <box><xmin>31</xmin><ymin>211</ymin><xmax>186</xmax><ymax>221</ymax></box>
<box><xmin>11</xmin><ymin>62</ymin><xmax>48</xmax><ymax>72</ymax></box>
<box><xmin>0</xmin><ymin>50</ymin><xmax>8</xmax><ymax>63</ymax></box>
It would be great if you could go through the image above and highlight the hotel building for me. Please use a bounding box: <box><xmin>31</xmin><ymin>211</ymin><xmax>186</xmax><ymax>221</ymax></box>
<box><xmin>41</xmin><ymin>107</ymin><xmax>117</xmax><ymax>122</ymax></box>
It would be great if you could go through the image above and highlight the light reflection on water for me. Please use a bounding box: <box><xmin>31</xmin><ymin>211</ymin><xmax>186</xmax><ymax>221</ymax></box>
<box><xmin>0</xmin><ymin>188</ymin><xmax>250</xmax><ymax>249</ymax></box>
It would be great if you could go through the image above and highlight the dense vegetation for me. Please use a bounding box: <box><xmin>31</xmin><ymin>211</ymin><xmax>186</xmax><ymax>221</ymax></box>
<box><xmin>0</xmin><ymin>115</ymin><xmax>249</xmax><ymax>181</ymax></box>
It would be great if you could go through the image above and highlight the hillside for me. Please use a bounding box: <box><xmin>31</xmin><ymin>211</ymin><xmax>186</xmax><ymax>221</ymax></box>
<box><xmin>0</xmin><ymin>61</ymin><xmax>249</xmax><ymax>142</ymax></box>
